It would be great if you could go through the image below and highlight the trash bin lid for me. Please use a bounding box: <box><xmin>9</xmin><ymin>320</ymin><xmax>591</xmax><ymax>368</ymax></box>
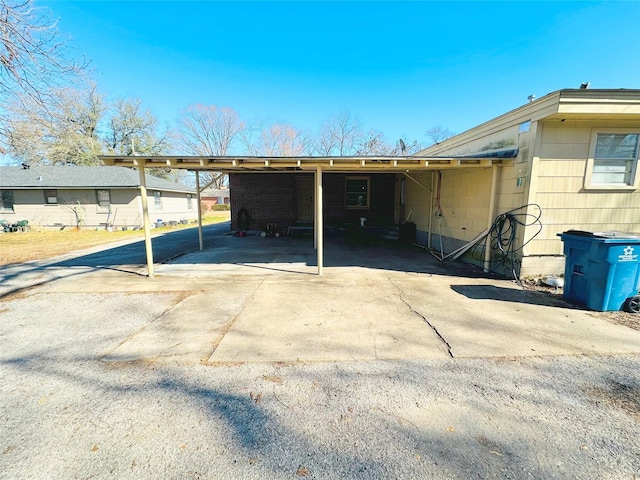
<box><xmin>562</xmin><ymin>229</ymin><xmax>640</xmax><ymax>239</ymax></box>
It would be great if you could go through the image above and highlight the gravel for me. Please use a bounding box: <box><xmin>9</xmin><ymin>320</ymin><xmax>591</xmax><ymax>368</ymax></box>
<box><xmin>1</xmin><ymin>290</ymin><xmax>639</xmax><ymax>480</ymax></box>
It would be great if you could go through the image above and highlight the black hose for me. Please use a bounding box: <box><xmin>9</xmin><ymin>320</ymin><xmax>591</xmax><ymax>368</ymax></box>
<box><xmin>471</xmin><ymin>204</ymin><xmax>543</xmax><ymax>281</ymax></box>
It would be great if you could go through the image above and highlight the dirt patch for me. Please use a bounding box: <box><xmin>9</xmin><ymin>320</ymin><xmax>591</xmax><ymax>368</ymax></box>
<box><xmin>521</xmin><ymin>279</ymin><xmax>640</xmax><ymax>332</ymax></box>
<box><xmin>585</xmin><ymin>381</ymin><xmax>640</xmax><ymax>421</ymax></box>
<box><xmin>587</xmin><ymin>310</ymin><xmax>640</xmax><ymax>332</ymax></box>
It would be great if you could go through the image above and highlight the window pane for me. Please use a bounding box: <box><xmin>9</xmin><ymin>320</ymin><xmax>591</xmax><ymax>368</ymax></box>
<box><xmin>97</xmin><ymin>190</ymin><xmax>110</xmax><ymax>205</ymax></box>
<box><xmin>1</xmin><ymin>190</ymin><xmax>14</xmax><ymax>210</ymax></box>
<box><xmin>595</xmin><ymin>134</ymin><xmax>639</xmax><ymax>159</ymax></box>
<box><xmin>592</xmin><ymin>160</ymin><xmax>632</xmax><ymax>184</ymax></box>
<box><xmin>346</xmin><ymin>193</ymin><xmax>368</xmax><ymax>207</ymax></box>
<box><xmin>45</xmin><ymin>189</ymin><xmax>58</xmax><ymax>204</ymax></box>
<box><xmin>346</xmin><ymin>179</ymin><xmax>368</xmax><ymax>193</ymax></box>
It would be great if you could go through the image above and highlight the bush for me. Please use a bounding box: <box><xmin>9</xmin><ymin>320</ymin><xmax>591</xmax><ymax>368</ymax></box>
<box><xmin>211</xmin><ymin>203</ymin><xmax>230</xmax><ymax>211</ymax></box>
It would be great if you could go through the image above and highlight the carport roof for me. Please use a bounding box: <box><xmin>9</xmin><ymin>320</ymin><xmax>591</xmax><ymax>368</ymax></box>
<box><xmin>99</xmin><ymin>148</ymin><xmax>517</xmax><ymax>172</ymax></box>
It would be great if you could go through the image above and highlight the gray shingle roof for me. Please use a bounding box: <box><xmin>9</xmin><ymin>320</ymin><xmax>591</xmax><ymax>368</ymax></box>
<box><xmin>201</xmin><ymin>188</ymin><xmax>230</xmax><ymax>198</ymax></box>
<box><xmin>0</xmin><ymin>166</ymin><xmax>195</xmax><ymax>193</ymax></box>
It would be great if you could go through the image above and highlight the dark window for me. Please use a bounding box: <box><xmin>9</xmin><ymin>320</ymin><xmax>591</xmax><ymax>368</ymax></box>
<box><xmin>1</xmin><ymin>190</ymin><xmax>14</xmax><ymax>211</ymax></box>
<box><xmin>96</xmin><ymin>189</ymin><xmax>111</xmax><ymax>213</ymax></box>
<box><xmin>45</xmin><ymin>189</ymin><xmax>58</xmax><ymax>204</ymax></box>
<box><xmin>345</xmin><ymin>176</ymin><xmax>370</xmax><ymax>209</ymax></box>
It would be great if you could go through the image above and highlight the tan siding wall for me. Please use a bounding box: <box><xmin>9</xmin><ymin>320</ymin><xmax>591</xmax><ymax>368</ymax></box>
<box><xmin>147</xmin><ymin>190</ymin><xmax>197</xmax><ymax>224</ymax></box>
<box><xmin>525</xmin><ymin>121</ymin><xmax>640</xmax><ymax>264</ymax></box>
<box><xmin>404</xmin><ymin>172</ymin><xmax>434</xmax><ymax>235</ymax></box>
<box><xmin>405</xmin><ymin>169</ymin><xmax>498</xmax><ymax>246</ymax></box>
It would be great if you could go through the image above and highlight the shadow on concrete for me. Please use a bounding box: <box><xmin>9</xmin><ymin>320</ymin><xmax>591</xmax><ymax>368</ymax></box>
<box><xmin>166</xmin><ymin>230</ymin><xmax>495</xmax><ymax>279</ymax></box>
<box><xmin>0</xmin><ymin>223</ymin><xmax>230</xmax><ymax>299</ymax></box>
<box><xmin>451</xmin><ymin>284</ymin><xmax>577</xmax><ymax>309</ymax></box>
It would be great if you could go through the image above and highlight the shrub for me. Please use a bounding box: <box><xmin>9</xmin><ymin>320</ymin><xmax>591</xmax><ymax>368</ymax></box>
<box><xmin>211</xmin><ymin>203</ymin><xmax>230</xmax><ymax>211</ymax></box>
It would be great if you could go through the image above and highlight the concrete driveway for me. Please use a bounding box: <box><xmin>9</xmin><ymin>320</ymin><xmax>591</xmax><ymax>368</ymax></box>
<box><xmin>33</xmin><ymin>231</ymin><xmax>640</xmax><ymax>364</ymax></box>
<box><xmin>3</xmin><ymin>229</ymin><xmax>640</xmax><ymax>479</ymax></box>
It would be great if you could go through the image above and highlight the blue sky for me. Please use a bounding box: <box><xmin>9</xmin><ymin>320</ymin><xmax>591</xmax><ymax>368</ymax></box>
<box><xmin>41</xmin><ymin>0</ymin><xmax>640</xmax><ymax>149</ymax></box>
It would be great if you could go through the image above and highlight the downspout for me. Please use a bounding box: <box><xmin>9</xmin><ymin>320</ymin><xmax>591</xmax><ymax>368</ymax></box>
<box><xmin>195</xmin><ymin>171</ymin><xmax>203</xmax><ymax>251</ymax></box>
<box><xmin>483</xmin><ymin>165</ymin><xmax>498</xmax><ymax>273</ymax></box>
<box><xmin>316</xmin><ymin>166</ymin><xmax>323</xmax><ymax>275</ymax></box>
<box><xmin>137</xmin><ymin>162</ymin><xmax>154</xmax><ymax>277</ymax></box>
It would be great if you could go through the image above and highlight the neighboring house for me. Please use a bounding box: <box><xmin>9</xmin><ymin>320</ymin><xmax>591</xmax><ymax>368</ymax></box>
<box><xmin>0</xmin><ymin>166</ymin><xmax>197</xmax><ymax>230</ymax></box>
<box><xmin>200</xmin><ymin>187</ymin><xmax>230</xmax><ymax>209</ymax></box>
<box><xmin>414</xmin><ymin>88</ymin><xmax>640</xmax><ymax>277</ymax></box>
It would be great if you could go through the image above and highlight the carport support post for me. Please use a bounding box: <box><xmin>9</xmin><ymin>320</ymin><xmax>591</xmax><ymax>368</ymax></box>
<box><xmin>195</xmin><ymin>170</ymin><xmax>203</xmax><ymax>251</ymax></box>
<box><xmin>483</xmin><ymin>165</ymin><xmax>498</xmax><ymax>273</ymax></box>
<box><xmin>316</xmin><ymin>166</ymin><xmax>323</xmax><ymax>275</ymax></box>
<box><xmin>137</xmin><ymin>163</ymin><xmax>154</xmax><ymax>277</ymax></box>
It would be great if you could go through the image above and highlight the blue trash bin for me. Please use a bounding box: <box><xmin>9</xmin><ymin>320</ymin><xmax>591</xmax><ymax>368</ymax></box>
<box><xmin>558</xmin><ymin>230</ymin><xmax>640</xmax><ymax>312</ymax></box>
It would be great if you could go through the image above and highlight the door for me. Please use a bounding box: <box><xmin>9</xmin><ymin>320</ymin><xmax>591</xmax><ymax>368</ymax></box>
<box><xmin>295</xmin><ymin>175</ymin><xmax>313</xmax><ymax>222</ymax></box>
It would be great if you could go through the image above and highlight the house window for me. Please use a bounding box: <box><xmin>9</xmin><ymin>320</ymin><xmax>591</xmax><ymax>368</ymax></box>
<box><xmin>44</xmin><ymin>189</ymin><xmax>58</xmax><ymax>204</ymax></box>
<box><xmin>187</xmin><ymin>194</ymin><xmax>193</xmax><ymax>210</ymax></box>
<box><xmin>96</xmin><ymin>189</ymin><xmax>111</xmax><ymax>213</ymax></box>
<box><xmin>345</xmin><ymin>176</ymin><xmax>370</xmax><ymax>209</ymax></box>
<box><xmin>154</xmin><ymin>191</ymin><xmax>162</xmax><ymax>210</ymax></box>
<box><xmin>1</xmin><ymin>190</ymin><xmax>14</xmax><ymax>212</ymax></box>
<box><xmin>588</xmin><ymin>132</ymin><xmax>639</xmax><ymax>187</ymax></box>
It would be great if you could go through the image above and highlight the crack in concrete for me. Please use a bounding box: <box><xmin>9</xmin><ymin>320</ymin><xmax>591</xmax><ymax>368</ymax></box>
<box><xmin>203</xmin><ymin>276</ymin><xmax>267</xmax><ymax>362</ymax></box>
<box><xmin>368</xmin><ymin>321</ymin><xmax>379</xmax><ymax>359</ymax></box>
<box><xmin>388</xmin><ymin>277</ymin><xmax>454</xmax><ymax>358</ymax></box>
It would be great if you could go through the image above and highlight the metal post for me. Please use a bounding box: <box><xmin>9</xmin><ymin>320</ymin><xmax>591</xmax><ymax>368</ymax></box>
<box><xmin>195</xmin><ymin>171</ymin><xmax>203</xmax><ymax>251</ymax></box>
<box><xmin>313</xmin><ymin>171</ymin><xmax>317</xmax><ymax>250</ymax></box>
<box><xmin>137</xmin><ymin>163</ymin><xmax>154</xmax><ymax>277</ymax></box>
<box><xmin>484</xmin><ymin>165</ymin><xmax>498</xmax><ymax>272</ymax></box>
<box><xmin>316</xmin><ymin>166</ymin><xmax>323</xmax><ymax>275</ymax></box>
<box><xmin>428</xmin><ymin>172</ymin><xmax>435</xmax><ymax>249</ymax></box>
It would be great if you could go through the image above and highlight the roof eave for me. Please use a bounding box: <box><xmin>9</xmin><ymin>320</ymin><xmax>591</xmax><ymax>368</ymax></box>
<box><xmin>99</xmin><ymin>154</ymin><xmax>516</xmax><ymax>172</ymax></box>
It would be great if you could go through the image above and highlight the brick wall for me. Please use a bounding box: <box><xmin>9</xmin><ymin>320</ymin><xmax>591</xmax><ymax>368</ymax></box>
<box><xmin>229</xmin><ymin>172</ymin><xmax>396</xmax><ymax>231</ymax></box>
<box><xmin>229</xmin><ymin>173</ymin><xmax>296</xmax><ymax>231</ymax></box>
<box><xmin>323</xmin><ymin>173</ymin><xmax>396</xmax><ymax>226</ymax></box>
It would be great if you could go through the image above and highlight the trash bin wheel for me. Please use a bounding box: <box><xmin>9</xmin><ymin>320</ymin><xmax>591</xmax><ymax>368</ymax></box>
<box><xmin>624</xmin><ymin>296</ymin><xmax>640</xmax><ymax>314</ymax></box>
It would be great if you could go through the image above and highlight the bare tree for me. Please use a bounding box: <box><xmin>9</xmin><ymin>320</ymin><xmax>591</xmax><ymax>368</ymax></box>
<box><xmin>425</xmin><ymin>125</ymin><xmax>454</xmax><ymax>145</ymax></box>
<box><xmin>176</xmin><ymin>104</ymin><xmax>244</xmax><ymax>189</ymax></box>
<box><xmin>312</xmin><ymin>110</ymin><xmax>365</xmax><ymax>156</ymax></box>
<box><xmin>3</xmin><ymin>84</ymin><xmax>104</xmax><ymax>165</ymax></box>
<box><xmin>0</xmin><ymin>0</ymin><xmax>86</xmax><ymax>109</ymax></box>
<box><xmin>240</xmin><ymin>119</ymin><xmax>309</xmax><ymax>156</ymax></box>
<box><xmin>357</xmin><ymin>130</ymin><xmax>396</xmax><ymax>155</ymax></box>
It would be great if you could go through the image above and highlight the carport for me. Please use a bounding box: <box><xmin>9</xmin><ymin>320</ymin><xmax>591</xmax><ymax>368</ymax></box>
<box><xmin>99</xmin><ymin>154</ymin><xmax>515</xmax><ymax>277</ymax></box>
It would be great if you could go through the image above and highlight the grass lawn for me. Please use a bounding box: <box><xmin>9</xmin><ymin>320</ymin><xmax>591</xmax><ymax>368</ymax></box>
<box><xmin>0</xmin><ymin>212</ymin><xmax>230</xmax><ymax>266</ymax></box>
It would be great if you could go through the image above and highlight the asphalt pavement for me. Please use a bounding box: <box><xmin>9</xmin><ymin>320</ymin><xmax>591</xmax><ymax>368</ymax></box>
<box><xmin>1</xmin><ymin>225</ymin><xmax>639</xmax><ymax>479</ymax></box>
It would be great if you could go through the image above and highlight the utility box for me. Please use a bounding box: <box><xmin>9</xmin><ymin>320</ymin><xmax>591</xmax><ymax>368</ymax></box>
<box><xmin>558</xmin><ymin>230</ymin><xmax>640</xmax><ymax>312</ymax></box>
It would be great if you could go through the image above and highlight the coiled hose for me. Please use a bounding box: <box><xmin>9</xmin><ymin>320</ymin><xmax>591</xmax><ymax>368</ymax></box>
<box><xmin>472</xmin><ymin>204</ymin><xmax>543</xmax><ymax>281</ymax></box>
